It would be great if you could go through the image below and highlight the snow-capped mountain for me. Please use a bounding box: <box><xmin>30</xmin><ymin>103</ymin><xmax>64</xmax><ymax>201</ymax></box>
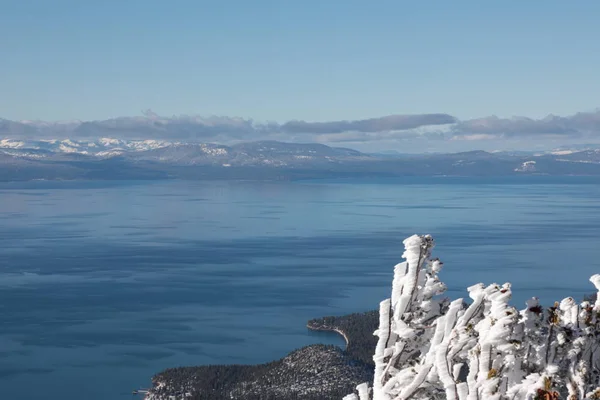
<box><xmin>0</xmin><ymin>138</ymin><xmax>176</xmax><ymax>158</ymax></box>
<box><xmin>2</xmin><ymin>137</ymin><xmax>600</xmax><ymax>181</ymax></box>
<box><xmin>0</xmin><ymin>138</ymin><xmax>369</xmax><ymax>166</ymax></box>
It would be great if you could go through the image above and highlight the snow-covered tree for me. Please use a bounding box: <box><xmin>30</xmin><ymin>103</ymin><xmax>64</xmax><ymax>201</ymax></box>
<box><xmin>346</xmin><ymin>234</ymin><xmax>600</xmax><ymax>400</ymax></box>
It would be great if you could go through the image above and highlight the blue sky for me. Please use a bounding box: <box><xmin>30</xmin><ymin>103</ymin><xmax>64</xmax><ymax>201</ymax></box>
<box><xmin>2</xmin><ymin>0</ymin><xmax>600</xmax><ymax>123</ymax></box>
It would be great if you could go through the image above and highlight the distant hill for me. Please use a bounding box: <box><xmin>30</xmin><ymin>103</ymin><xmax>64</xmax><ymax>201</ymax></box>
<box><xmin>2</xmin><ymin>138</ymin><xmax>600</xmax><ymax>181</ymax></box>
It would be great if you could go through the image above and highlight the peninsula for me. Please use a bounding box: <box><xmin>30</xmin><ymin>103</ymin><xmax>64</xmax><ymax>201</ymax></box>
<box><xmin>143</xmin><ymin>311</ymin><xmax>379</xmax><ymax>400</ymax></box>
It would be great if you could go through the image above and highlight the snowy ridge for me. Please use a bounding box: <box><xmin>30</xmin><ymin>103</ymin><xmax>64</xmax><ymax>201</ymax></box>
<box><xmin>3</xmin><ymin>137</ymin><xmax>600</xmax><ymax>179</ymax></box>
<box><xmin>0</xmin><ymin>139</ymin><xmax>27</xmax><ymax>149</ymax></box>
<box><xmin>0</xmin><ymin>138</ymin><xmax>175</xmax><ymax>157</ymax></box>
<box><xmin>346</xmin><ymin>235</ymin><xmax>600</xmax><ymax>400</ymax></box>
<box><xmin>515</xmin><ymin>160</ymin><xmax>537</xmax><ymax>172</ymax></box>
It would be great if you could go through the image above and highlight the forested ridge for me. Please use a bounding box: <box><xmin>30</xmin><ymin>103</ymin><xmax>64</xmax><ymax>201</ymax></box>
<box><xmin>306</xmin><ymin>310</ymin><xmax>379</xmax><ymax>367</ymax></box>
<box><xmin>145</xmin><ymin>312</ymin><xmax>378</xmax><ymax>400</ymax></box>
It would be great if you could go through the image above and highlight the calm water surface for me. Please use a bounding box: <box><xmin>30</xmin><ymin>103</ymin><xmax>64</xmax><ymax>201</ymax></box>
<box><xmin>1</xmin><ymin>177</ymin><xmax>599</xmax><ymax>399</ymax></box>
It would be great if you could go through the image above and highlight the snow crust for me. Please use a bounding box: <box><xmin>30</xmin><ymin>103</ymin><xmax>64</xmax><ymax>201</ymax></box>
<box><xmin>514</xmin><ymin>160</ymin><xmax>537</xmax><ymax>172</ymax></box>
<box><xmin>0</xmin><ymin>139</ymin><xmax>26</xmax><ymax>149</ymax></box>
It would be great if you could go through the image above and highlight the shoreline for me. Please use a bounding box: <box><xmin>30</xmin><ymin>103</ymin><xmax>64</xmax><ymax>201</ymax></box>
<box><xmin>143</xmin><ymin>312</ymin><xmax>378</xmax><ymax>398</ymax></box>
<box><xmin>306</xmin><ymin>322</ymin><xmax>350</xmax><ymax>348</ymax></box>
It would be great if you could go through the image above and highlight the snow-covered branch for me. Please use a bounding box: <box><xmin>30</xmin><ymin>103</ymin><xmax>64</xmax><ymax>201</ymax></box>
<box><xmin>349</xmin><ymin>234</ymin><xmax>600</xmax><ymax>400</ymax></box>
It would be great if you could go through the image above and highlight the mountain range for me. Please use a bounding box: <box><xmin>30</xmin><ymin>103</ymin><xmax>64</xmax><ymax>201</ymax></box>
<box><xmin>2</xmin><ymin>137</ymin><xmax>600</xmax><ymax>181</ymax></box>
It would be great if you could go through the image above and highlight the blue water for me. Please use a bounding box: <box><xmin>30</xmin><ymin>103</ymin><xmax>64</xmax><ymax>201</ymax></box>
<box><xmin>1</xmin><ymin>177</ymin><xmax>600</xmax><ymax>400</ymax></box>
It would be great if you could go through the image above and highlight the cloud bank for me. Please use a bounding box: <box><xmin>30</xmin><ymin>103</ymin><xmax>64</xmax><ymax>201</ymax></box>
<box><xmin>2</xmin><ymin>109</ymin><xmax>600</xmax><ymax>149</ymax></box>
<box><xmin>280</xmin><ymin>114</ymin><xmax>456</xmax><ymax>134</ymax></box>
<box><xmin>453</xmin><ymin>111</ymin><xmax>600</xmax><ymax>137</ymax></box>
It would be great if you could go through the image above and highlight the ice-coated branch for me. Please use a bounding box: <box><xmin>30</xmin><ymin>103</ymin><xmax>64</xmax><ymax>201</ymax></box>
<box><xmin>347</xmin><ymin>235</ymin><xmax>600</xmax><ymax>400</ymax></box>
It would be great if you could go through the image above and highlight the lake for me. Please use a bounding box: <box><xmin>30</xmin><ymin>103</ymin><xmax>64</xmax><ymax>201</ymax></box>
<box><xmin>1</xmin><ymin>177</ymin><xmax>600</xmax><ymax>400</ymax></box>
